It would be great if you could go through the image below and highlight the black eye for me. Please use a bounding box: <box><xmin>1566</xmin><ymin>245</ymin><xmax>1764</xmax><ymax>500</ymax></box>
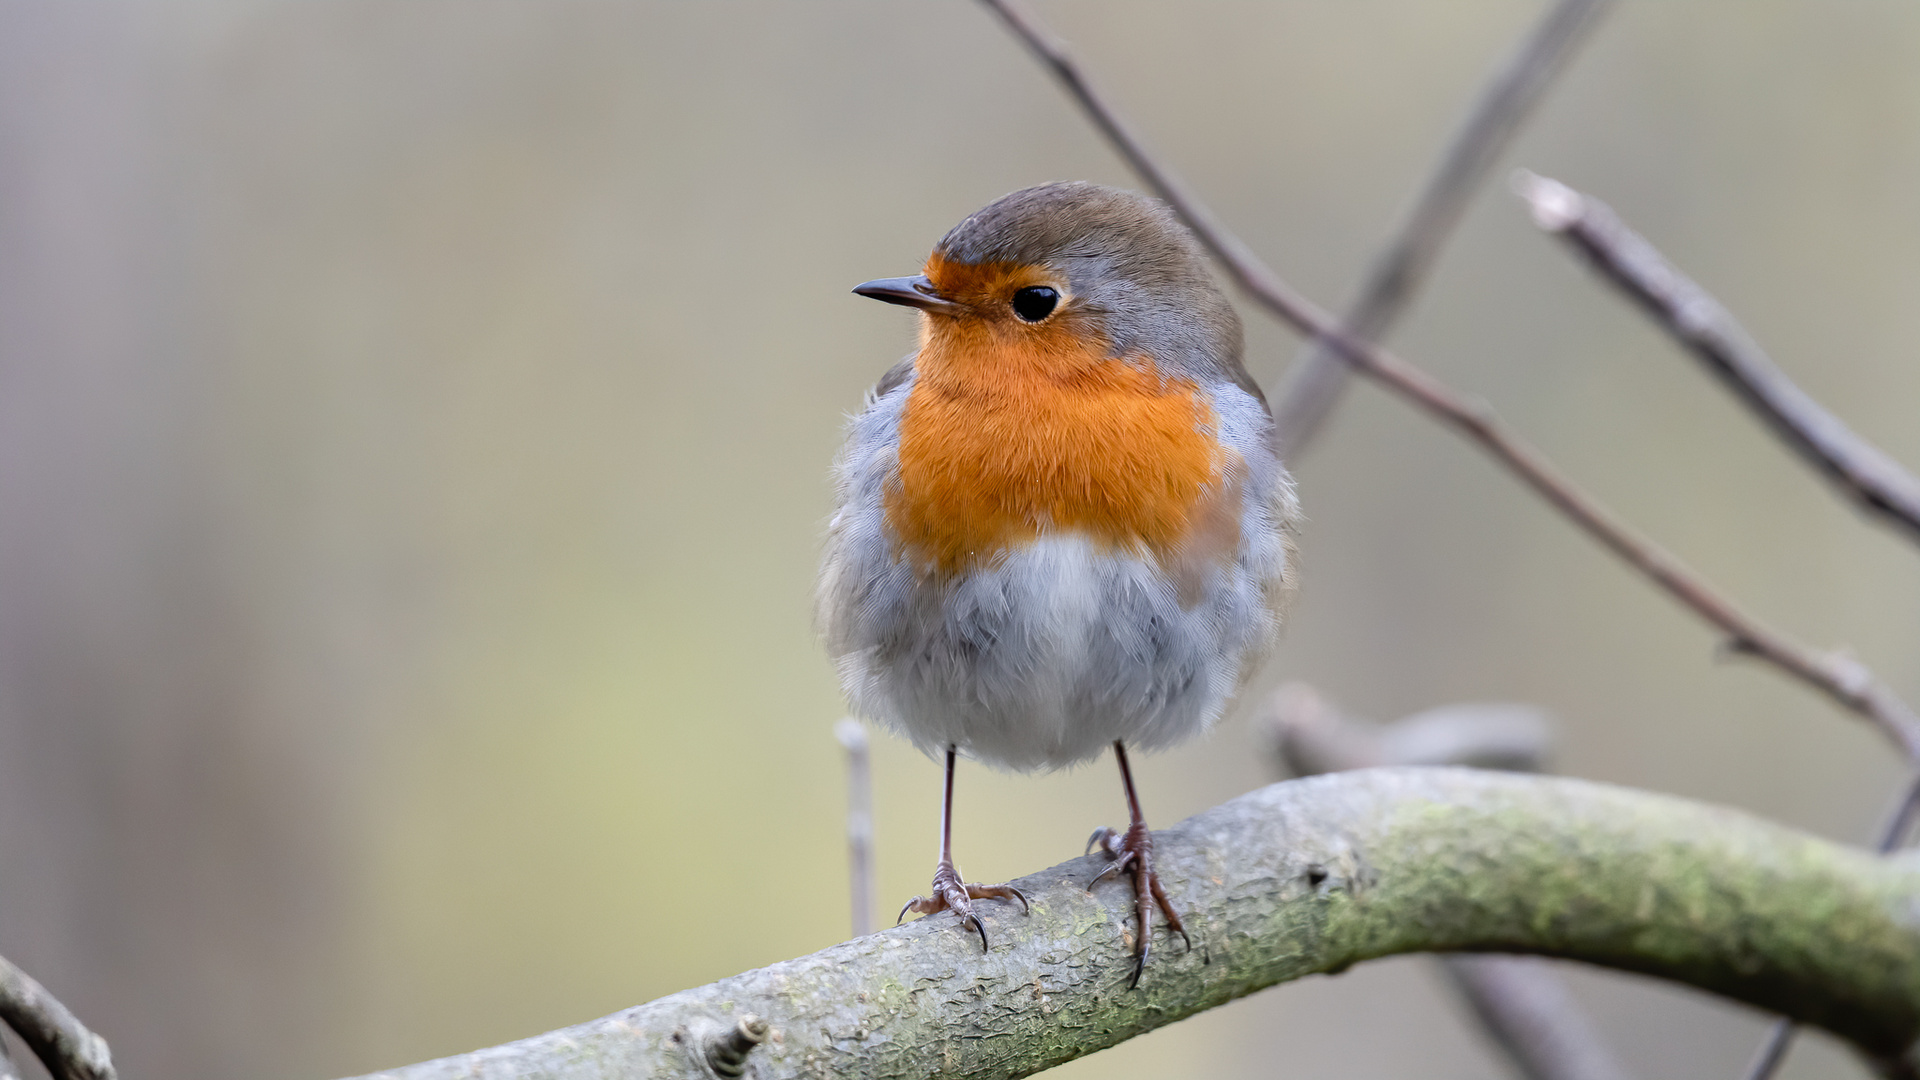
<box><xmin>1011</xmin><ymin>286</ymin><xmax>1059</xmax><ymax>322</ymax></box>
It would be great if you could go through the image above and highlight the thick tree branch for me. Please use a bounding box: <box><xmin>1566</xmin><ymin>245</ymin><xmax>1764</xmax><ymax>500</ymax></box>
<box><xmin>343</xmin><ymin>769</ymin><xmax>1920</xmax><ymax>1080</ymax></box>
<box><xmin>1272</xmin><ymin>0</ymin><xmax>1614</xmax><ymax>459</ymax></box>
<box><xmin>1735</xmin><ymin>765</ymin><xmax>1920</xmax><ymax>1080</ymax></box>
<box><xmin>1514</xmin><ymin>172</ymin><xmax>1920</xmax><ymax>548</ymax></box>
<box><xmin>0</xmin><ymin>955</ymin><xmax>115</xmax><ymax>1080</ymax></box>
<box><xmin>1261</xmin><ymin>683</ymin><xmax>1635</xmax><ymax>1080</ymax></box>
<box><xmin>976</xmin><ymin>0</ymin><xmax>1920</xmax><ymax>762</ymax></box>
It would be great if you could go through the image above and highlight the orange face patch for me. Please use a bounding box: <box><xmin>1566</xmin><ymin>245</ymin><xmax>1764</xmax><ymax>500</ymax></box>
<box><xmin>920</xmin><ymin>254</ymin><xmax>1065</xmax><ymax>314</ymax></box>
<box><xmin>886</xmin><ymin>257</ymin><xmax>1229</xmax><ymax>575</ymax></box>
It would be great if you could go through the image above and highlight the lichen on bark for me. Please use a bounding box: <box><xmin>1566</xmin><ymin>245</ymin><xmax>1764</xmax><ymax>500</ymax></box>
<box><xmin>345</xmin><ymin>768</ymin><xmax>1920</xmax><ymax>1080</ymax></box>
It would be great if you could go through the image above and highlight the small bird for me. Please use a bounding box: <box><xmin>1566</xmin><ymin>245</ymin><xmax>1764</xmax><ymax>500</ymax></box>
<box><xmin>819</xmin><ymin>181</ymin><xmax>1298</xmax><ymax>983</ymax></box>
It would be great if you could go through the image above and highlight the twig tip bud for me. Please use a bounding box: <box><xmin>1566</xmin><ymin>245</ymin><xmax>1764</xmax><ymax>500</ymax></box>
<box><xmin>706</xmin><ymin>1014</ymin><xmax>771</xmax><ymax>1078</ymax></box>
<box><xmin>1510</xmin><ymin>169</ymin><xmax>1584</xmax><ymax>232</ymax></box>
<box><xmin>834</xmin><ymin>718</ymin><xmax>868</xmax><ymax>752</ymax></box>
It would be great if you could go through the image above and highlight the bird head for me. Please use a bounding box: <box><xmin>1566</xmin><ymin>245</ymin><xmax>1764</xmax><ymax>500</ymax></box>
<box><xmin>853</xmin><ymin>182</ymin><xmax>1244</xmax><ymax>386</ymax></box>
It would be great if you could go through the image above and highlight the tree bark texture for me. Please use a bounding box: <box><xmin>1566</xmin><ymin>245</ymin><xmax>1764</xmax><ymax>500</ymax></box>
<box><xmin>346</xmin><ymin>768</ymin><xmax>1920</xmax><ymax>1080</ymax></box>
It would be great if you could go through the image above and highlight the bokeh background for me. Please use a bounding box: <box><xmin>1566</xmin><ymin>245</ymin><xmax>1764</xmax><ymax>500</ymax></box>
<box><xmin>2</xmin><ymin>2</ymin><xmax>1917</xmax><ymax>1078</ymax></box>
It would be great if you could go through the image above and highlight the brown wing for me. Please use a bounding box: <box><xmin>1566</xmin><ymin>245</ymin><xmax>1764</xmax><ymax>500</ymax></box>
<box><xmin>1166</xmin><ymin>452</ymin><xmax>1246</xmax><ymax>608</ymax></box>
<box><xmin>871</xmin><ymin>356</ymin><xmax>915</xmax><ymax>400</ymax></box>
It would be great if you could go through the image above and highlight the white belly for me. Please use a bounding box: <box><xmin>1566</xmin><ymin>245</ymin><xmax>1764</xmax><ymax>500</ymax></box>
<box><xmin>825</xmin><ymin>533</ymin><xmax>1272</xmax><ymax>771</ymax></box>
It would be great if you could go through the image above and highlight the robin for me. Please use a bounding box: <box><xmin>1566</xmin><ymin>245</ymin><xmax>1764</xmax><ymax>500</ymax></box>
<box><xmin>819</xmin><ymin>181</ymin><xmax>1299</xmax><ymax>983</ymax></box>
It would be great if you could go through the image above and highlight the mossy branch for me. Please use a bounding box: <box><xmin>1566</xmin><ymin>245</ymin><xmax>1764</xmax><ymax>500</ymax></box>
<box><xmin>344</xmin><ymin>769</ymin><xmax>1920</xmax><ymax>1080</ymax></box>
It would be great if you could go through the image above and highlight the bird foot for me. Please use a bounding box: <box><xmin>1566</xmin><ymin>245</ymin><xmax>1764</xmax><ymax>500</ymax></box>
<box><xmin>897</xmin><ymin>858</ymin><xmax>1029</xmax><ymax>950</ymax></box>
<box><xmin>1087</xmin><ymin>822</ymin><xmax>1190</xmax><ymax>987</ymax></box>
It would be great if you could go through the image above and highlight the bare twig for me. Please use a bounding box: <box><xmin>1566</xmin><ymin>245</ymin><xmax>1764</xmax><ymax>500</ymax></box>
<box><xmin>977</xmin><ymin>0</ymin><xmax>1920</xmax><ymax>761</ymax></box>
<box><xmin>1508</xmin><ymin>171</ymin><xmax>1920</xmax><ymax>1080</ymax></box>
<box><xmin>978</xmin><ymin>0</ymin><xmax>1330</xmax><ymax>332</ymax></box>
<box><xmin>1875</xmin><ymin>770</ymin><xmax>1920</xmax><ymax>854</ymax></box>
<box><xmin>1266</xmin><ymin>682</ymin><xmax>1554</xmax><ymax>777</ymax></box>
<box><xmin>1514</xmin><ymin>172</ymin><xmax>1920</xmax><ymax>548</ymax></box>
<box><xmin>343</xmin><ymin>770</ymin><xmax>1920</xmax><ymax>1080</ymax></box>
<box><xmin>1272</xmin><ymin>0</ymin><xmax>1614</xmax><ymax>459</ymax></box>
<box><xmin>1738</xmin><ymin>1021</ymin><xmax>1796</xmax><ymax>1080</ymax></box>
<box><xmin>705</xmin><ymin>1015</ymin><xmax>771</xmax><ymax>1078</ymax></box>
<box><xmin>1261</xmin><ymin>683</ymin><xmax>1636</xmax><ymax>1080</ymax></box>
<box><xmin>1446</xmin><ymin>957</ymin><xmax>1638</xmax><ymax>1080</ymax></box>
<box><xmin>834</xmin><ymin>718</ymin><xmax>875</xmax><ymax>938</ymax></box>
<box><xmin>0</xmin><ymin>955</ymin><xmax>114</xmax><ymax>1080</ymax></box>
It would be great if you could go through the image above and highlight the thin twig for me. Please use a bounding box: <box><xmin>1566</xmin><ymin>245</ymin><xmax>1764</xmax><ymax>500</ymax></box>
<box><xmin>1873</xmin><ymin>770</ymin><xmax>1920</xmax><ymax>854</ymax></box>
<box><xmin>1738</xmin><ymin>1021</ymin><xmax>1795</xmax><ymax>1080</ymax></box>
<box><xmin>0</xmin><ymin>955</ymin><xmax>114</xmax><ymax>1080</ymax></box>
<box><xmin>1272</xmin><ymin>0</ymin><xmax>1614</xmax><ymax>459</ymax></box>
<box><xmin>1266</xmin><ymin>682</ymin><xmax>1554</xmax><ymax>777</ymax></box>
<box><xmin>977</xmin><ymin>0</ymin><xmax>1920</xmax><ymax>762</ymax></box>
<box><xmin>835</xmin><ymin>718</ymin><xmax>875</xmax><ymax>938</ymax></box>
<box><xmin>1446</xmin><ymin>956</ymin><xmax>1638</xmax><ymax>1080</ymax></box>
<box><xmin>1509</xmin><ymin>171</ymin><xmax>1920</xmax><ymax>1080</ymax></box>
<box><xmin>1514</xmin><ymin>172</ymin><xmax>1920</xmax><ymax>548</ymax></box>
<box><xmin>1738</xmin><ymin>767</ymin><xmax>1920</xmax><ymax>1080</ymax></box>
<box><xmin>1261</xmin><ymin>683</ymin><xmax>1636</xmax><ymax>1080</ymax></box>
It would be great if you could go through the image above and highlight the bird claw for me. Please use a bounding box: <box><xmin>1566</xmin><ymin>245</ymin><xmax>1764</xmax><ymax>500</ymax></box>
<box><xmin>1086</xmin><ymin>825</ymin><xmax>1119</xmax><ymax>856</ymax></box>
<box><xmin>1088</xmin><ymin>820</ymin><xmax>1190</xmax><ymax>987</ymax></box>
<box><xmin>896</xmin><ymin>859</ymin><xmax>1028</xmax><ymax>951</ymax></box>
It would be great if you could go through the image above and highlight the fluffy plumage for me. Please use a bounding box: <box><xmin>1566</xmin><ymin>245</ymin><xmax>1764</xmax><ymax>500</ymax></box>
<box><xmin>819</xmin><ymin>181</ymin><xmax>1298</xmax><ymax>771</ymax></box>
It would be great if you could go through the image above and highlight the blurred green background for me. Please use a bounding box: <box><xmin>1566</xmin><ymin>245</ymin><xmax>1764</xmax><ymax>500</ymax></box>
<box><xmin>1</xmin><ymin>2</ymin><xmax>1917</xmax><ymax>1078</ymax></box>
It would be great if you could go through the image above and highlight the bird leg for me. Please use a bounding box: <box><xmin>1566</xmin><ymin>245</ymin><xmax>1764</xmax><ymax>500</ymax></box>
<box><xmin>897</xmin><ymin>745</ymin><xmax>1029</xmax><ymax>950</ymax></box>
<box><xmin>1087</xmin><ymin>740</ymin><xmax>1190</xmax><ymax>987</ymax></box>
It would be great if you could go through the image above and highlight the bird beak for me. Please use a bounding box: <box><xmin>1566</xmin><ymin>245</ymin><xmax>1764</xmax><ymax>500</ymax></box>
<box><xmin>852</xmin><ymin>275</ymin><xmax>964</xmax><ymax>316</ymax></box>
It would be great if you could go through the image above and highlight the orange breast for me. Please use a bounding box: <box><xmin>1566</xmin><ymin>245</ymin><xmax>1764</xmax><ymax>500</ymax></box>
<box><xmin>886</xmin><ymin>307</ymin><xmax>1225</xmax><ymax>575</ymax></box>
